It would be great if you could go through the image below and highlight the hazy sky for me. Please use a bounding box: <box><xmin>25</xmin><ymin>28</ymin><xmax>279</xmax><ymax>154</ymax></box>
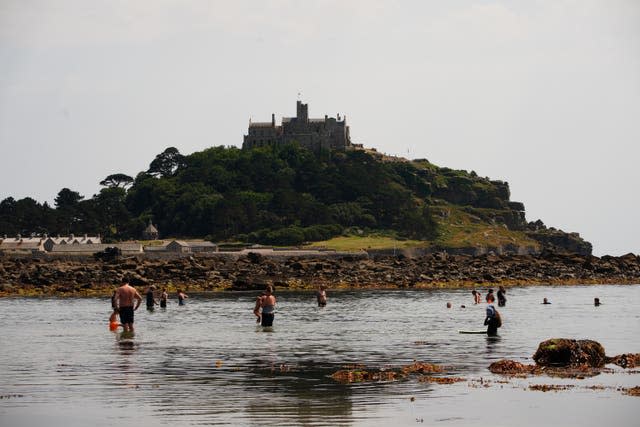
<box><xmin>1</xmin><ymin>1</ymin><xmax>639</xmax><ymax>255</ymax></box>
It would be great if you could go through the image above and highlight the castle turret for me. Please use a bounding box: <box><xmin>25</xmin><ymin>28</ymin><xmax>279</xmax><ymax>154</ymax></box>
<box><xmin>296</xmin><ymin>101</ymin><xmax>308</xmax><ymax>123</ymax></box>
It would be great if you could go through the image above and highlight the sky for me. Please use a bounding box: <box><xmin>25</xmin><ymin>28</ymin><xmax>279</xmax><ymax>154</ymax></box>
<box><xmin>0</xmin><ymin>0</ymin><xmax>638</xmax><ymax>256</ymax></box>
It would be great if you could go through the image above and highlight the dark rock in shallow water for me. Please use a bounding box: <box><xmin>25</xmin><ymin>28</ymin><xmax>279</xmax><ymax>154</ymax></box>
<box><xmin>533</xmin><ymin>339</ymin><xmax>606</xmax><ymax>368</ymax></box>
<box><xmin>606</xmin><ymin>353</ymin><xmax>640</xmax><ymax>369</ymax></box>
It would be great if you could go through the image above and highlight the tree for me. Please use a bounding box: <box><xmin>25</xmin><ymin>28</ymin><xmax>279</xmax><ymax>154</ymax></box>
<box><xmin>147</xmin><ymin>147</ymin><xmax>186</xmax><ymax>178</ymax></box>
<box><xmin>54</xmin><ymin>188</ymin><xmax>84</xmax><ymax>209</ymax></box>
<box><xmin>100</xmin><ymin>173</ymin><xmax>134</xmax><ymax>189</ymax></box>
<box><xmin>54</xmin><ymin>188</ymin><xmax>85</xmax><ymax>235</ymax></box>
<box><xmin>93</xmin><ymin>187</ymin><xmax>131</xmax><ymax>239</ymax></box>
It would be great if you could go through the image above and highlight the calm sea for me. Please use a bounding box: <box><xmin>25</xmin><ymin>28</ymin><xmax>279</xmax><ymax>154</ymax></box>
<box><xmin>1</xmin><ymin>284</ymin><xmax>639</xmax><ymax>426</ymax></box>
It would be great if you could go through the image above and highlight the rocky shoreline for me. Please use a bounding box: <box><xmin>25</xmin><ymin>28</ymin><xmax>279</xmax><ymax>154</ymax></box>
<box><xmin>0</xmin><ymin>251</ymin><xmax>638</xmax><ymax>297</ymax></box>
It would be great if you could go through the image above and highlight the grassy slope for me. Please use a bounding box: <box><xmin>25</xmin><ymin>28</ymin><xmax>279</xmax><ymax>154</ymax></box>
<box><xmin>306</xmin><ymin>205</ymin><xmax>540</xmax><ymax>252</ymax></box>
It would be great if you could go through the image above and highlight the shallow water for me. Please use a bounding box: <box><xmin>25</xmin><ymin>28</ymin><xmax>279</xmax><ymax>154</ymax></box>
<box><xmin>1</xmin><ymin>285</ymin><xmax>639</xmax><ymax>426</ymax></box>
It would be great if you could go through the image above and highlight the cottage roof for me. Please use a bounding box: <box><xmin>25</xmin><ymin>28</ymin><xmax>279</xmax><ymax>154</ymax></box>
<box><xmin>50</xmin><ymin>243</ymin><xmax>142</xmax><ymax>253</ymax></box>
<box><xmin>144</xmin><ymin>223</ymin><xmax>158</xmax><ymax>233</ymax></box>
<box><xmin>5</xmin><ymin>236</ymin><xmax>44</xmax><ymax>244</ymax></box>
<box><xmin>0</xmin><ymin>240</ymin><xmax>43</xmax><ymax>250</ymax></box>
<box><xmin>46</xmin><ymin>236</ymin><xmax>101</xmax><ymax>244</ymax></box>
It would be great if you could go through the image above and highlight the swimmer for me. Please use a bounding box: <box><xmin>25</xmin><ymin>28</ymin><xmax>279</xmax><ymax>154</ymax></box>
<box><xmin>446</xmin><ymin>302</ymin><xmax>452</xmax><ymax>309</ymax></box>
<box><xmin>317</xmin><ymin>285</ymin><xmax>327</xmax><ymax>307</ymax></box>
<box><xmin>594</xmin><ymin>297</ymin><xmax>601</xmax><ymax>306</ymax></box>
<box><xmin>542</xmin><ymin>297</ymin><xmax>551</xmax><ymax>304</ymax></box>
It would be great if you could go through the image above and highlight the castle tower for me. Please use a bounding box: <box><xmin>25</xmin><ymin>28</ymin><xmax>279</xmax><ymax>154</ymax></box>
<box><xmin>296</xmin><ymin>100</ymin><xmax>308</xmax><ymax>123</ymax></box>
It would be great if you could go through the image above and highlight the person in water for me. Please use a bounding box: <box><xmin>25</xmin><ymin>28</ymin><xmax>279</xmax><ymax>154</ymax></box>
<box><xmin>594</xmin><ymin>297</ymin><xmax>601</xmax><ymax>306</ymax></box>
<box><xmin>472</xmin><ymin>290</ymin><xmax>481</xmax><ymax>304</ymax></box>
<box><xmin>317</xmin><ymin>285</ymin><xmax>327</xmax><ymax>307</ymax></box>
<box><xmin>253</xmin><ymin>292</ymin><xmax>265</xmax><ymax>323</ymax></box>
<box><xmin>160</xmin><ymin>288</ymin><xmax>168</xmax><ymax>308</ymax></box>
<box><xmin>177</xmin><ymin>290</ymin><xmax>188</xmax><ymax>306</ymax></box>
<box><xmin>109</xmin><ymin>308</ymin><xmax>121</xmax><ymax>331</ymax></box>
<box><xmin>542</xmin><ymin>297</ymin><xmax>551</xmax><ymax>304</ymax></box>
<box><xmin>497</xmin><ymin>286</ymin><xmax>507</xmax><ymax>307</ymax></box>
<box><xmin>114</xmin><ymin>277</ymin><xmax>142</xmax><ymax>333</ymax></box>
<box><xmin>484</xmin><ymin>294</ymin><xmax>501</xmax><ymax>336</ymax></box>
<box><xmin>485</xmin><ymin>288</ymin><xmax>494</xmax><ymax>303</ymax></box>
<box><xmin>146</xmin><ymin>285</ymin><xmax>158</xmax><ymax>310</ymax></box>
<box><xmin>257</xmin><ymin>285</ymin><xmax>276</xmax><ymax>327</ymax></box>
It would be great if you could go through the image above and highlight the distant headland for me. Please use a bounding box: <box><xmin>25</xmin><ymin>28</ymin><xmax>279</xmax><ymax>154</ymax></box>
<box><xmin>0</xmin><ymin>100</ymin><xmax>594</xmax><ymax>258</ymax></box>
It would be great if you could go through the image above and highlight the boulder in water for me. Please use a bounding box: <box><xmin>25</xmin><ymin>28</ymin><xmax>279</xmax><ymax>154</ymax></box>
<box><xmin>532</xmin><ymin>339</ymin><xmax>606</xmax><ymax>367</ymax></box>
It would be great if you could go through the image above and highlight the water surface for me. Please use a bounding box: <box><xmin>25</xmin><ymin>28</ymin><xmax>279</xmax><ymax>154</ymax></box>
<box><xmin>1</xmin><ymin>285</ymin><xmax>639</xmax><ymax>426</ymax></box>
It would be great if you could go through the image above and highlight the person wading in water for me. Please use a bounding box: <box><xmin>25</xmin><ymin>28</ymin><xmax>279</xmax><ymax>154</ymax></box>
<box><xmin>484</xmin><ymin>294</ymin><xmax>502</xmax><ymax>336</ymax></box>
<box><xmin>114</xmin><ymin>277</ymin><xmax>142</xmax><ymax>333</ymax></box>
<box><xmin>257</xmin><ymin>286</ymin><xmax>276</xmax><ymax>327</ymax></box>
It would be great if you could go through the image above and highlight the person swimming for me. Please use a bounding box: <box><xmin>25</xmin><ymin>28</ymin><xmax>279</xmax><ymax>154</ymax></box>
<box><xmin>594</xmin><ymin>297</ymin><xmax>601</xmax><ymax>306</ymax></box>
<box><xmin>542</xmin><ymin>297</ymin><xmax>551</xmax><ymax>304</ymax></box>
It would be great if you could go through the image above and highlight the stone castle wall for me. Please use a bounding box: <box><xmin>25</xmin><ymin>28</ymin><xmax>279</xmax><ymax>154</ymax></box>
<box><xmin>243</xmin><ymin>101</ymin><xmax>351</xmax><ymax>151</ymax></box>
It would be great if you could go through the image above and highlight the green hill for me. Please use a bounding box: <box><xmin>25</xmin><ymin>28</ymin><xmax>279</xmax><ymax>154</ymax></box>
<box><xmin>0</xmin><ymin>143</ymin><xmax>591</xmax><ymax>255</ymax></box>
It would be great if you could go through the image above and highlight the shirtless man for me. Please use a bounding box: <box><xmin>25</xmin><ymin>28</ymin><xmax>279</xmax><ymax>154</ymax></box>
<box><xmin>114</xmin><ymin>278</ymin><xmax>142</xmax><ymax>332</ymax></box>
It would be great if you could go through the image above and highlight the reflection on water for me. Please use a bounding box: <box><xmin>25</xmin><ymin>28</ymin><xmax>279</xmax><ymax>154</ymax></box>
<box><xmin>0</xmin><ymin>285</ymin><xmax>639</xmax><ymax>426</ymax></box>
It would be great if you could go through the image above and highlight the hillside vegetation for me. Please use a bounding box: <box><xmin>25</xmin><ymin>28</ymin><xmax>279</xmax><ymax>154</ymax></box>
<box><xmin>0</xmin><ymin>144</ymin><xmax>589</xmax><ymax>253</ymax></box>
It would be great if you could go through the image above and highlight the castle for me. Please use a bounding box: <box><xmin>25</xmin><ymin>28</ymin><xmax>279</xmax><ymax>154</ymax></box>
<box><xmin>243</xmin><ymin>101</ymin><xmax>351</xmax><ymax>151</ymax></box>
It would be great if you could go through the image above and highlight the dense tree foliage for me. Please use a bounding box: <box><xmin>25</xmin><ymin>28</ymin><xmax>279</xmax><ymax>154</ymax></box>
<box><xmin>99</xmin><ymin>173</ymin><xmax>134</xmax><ymax>189</ymax></box>
<box><xmin>1</xmin><ymin>144</ymin><xmax>516</xmax><ymax>245</ymax></box>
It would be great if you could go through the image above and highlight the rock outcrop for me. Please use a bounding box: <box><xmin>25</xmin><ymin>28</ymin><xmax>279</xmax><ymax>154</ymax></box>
<box><xmin>532</xmin><ymin>339</ymin><xmax>606</xmax><ymax>368</ymax></box>
<box><xmin>490</xmin><ymin>339</ymin><xmax>637</xmax><ymax>377</ymax></box>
